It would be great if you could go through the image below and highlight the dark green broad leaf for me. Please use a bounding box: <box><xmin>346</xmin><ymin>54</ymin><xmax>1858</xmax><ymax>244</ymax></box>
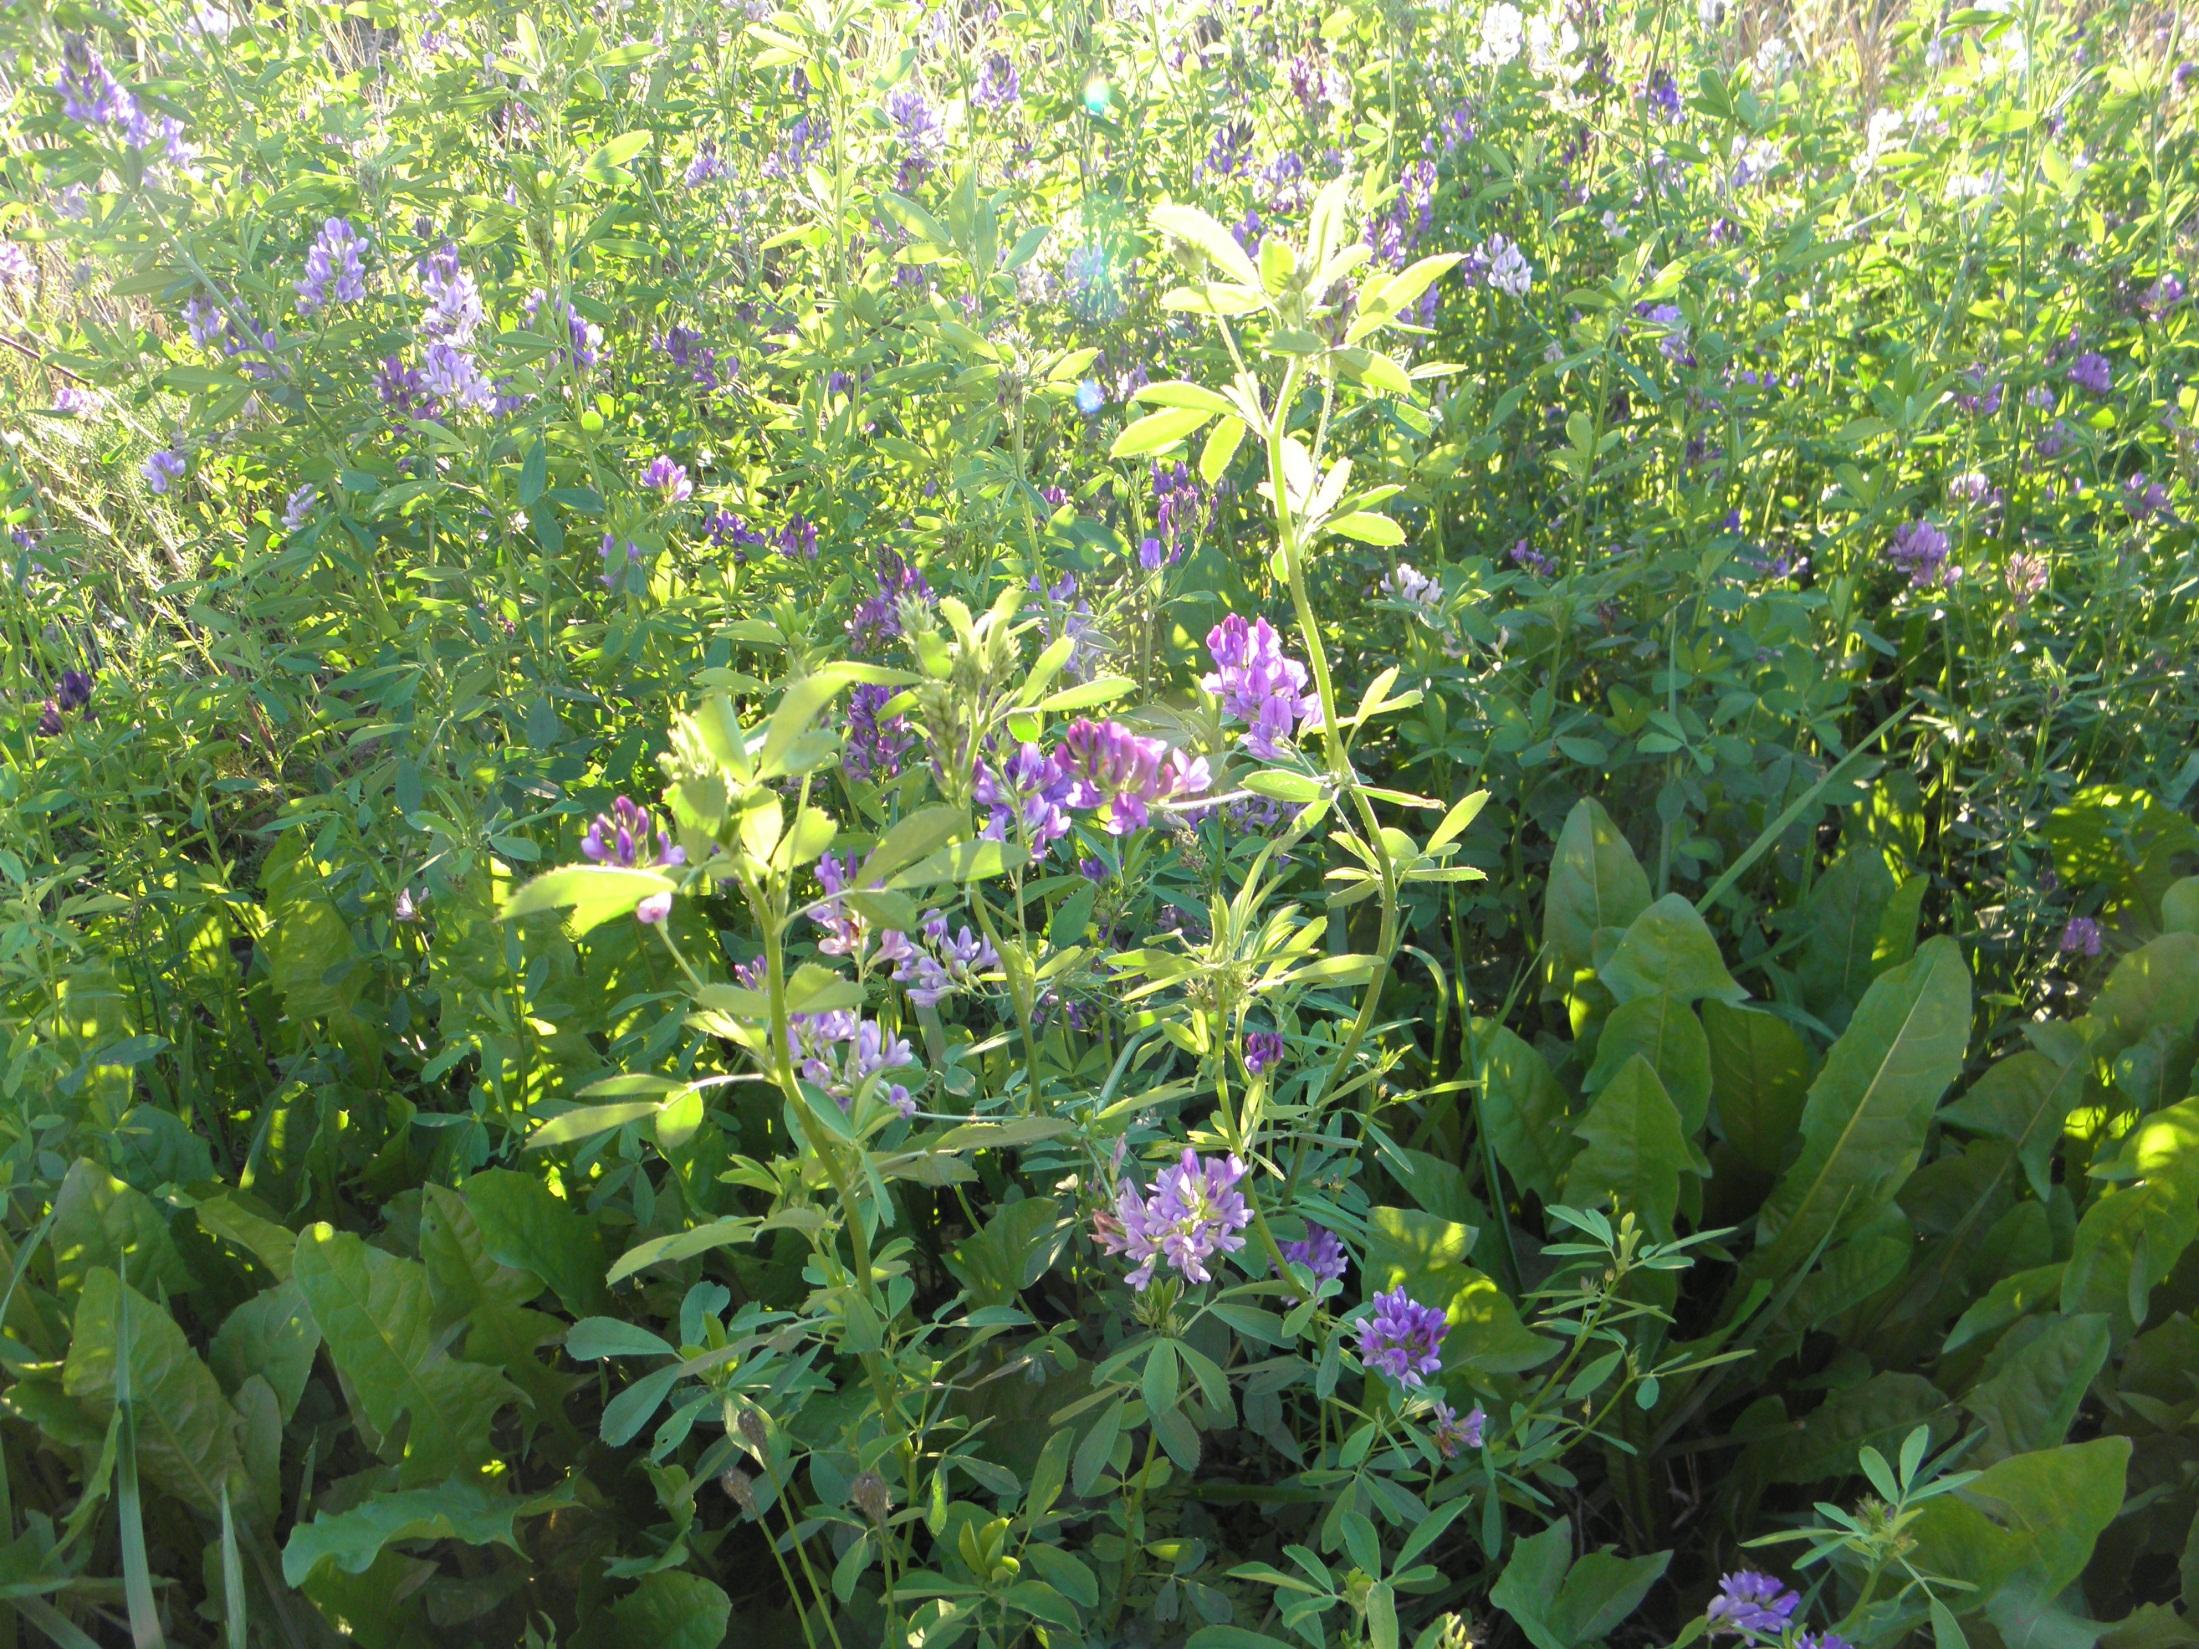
<box><xmin>208</xmin><ymin>1282</ymin><xmax>321</xmax><ymax>1423</ymax></box>
<box><xmin>1702</xmin><ymin>1001</ymin><xmax>1811</xmax><ymax>1176</ymax></box>
<box><xmin>1542</xmin><ymin>799</ymin><xmax>1651</xmax><ymax>977</ymax></box>
<box><xmin>50</xmin><ymin>1159</ymin><xmax>193</xmax><ymax>1300</ymax></box>
<box><xmin>1599</xmin><ymin>895</ymin><xmax>1747</xmax><ymax>1007</ymax></box>
<box><xmin>1745</xmin><ymin>1371</ymin><xmax>1955</xmax><ymax>1487</ymax></box>
<box><xmin>2062</xmin><ymin>1095</ymin><xmax>2199</xmax><ymax>1337</ymax></box>
<box><xmin>608</xmin><ymin>1570</ymin><xmax>734</xmax><ymax>1649</ymax></box>
<box><xmin>292</xmin><ymin>1225</ymin><xmax>520</xmax><ymax>1485</ymax></box>
<box><xmin>1960</xmin><ymin>1314</ymin><xmax>2111</xmax><ymax>1463</ymax></box>
<box><xmin>1747</xmin><ymin>937</ymin><xmax>1970</xmax><ymax>1283</ymax></box>
<box><xmin>282</xmin><ymin>1477</ymin><xmax>577</xmax><ymax>1587</ymax></box>
<box><xmin>1909</xmin><ymin>1438</ymin><xmax>2131</xmax><ymax>1617</ymax></box>
<box><xmin>1468</xmin><ymin>1018</ymin><xmax>1577</xmax><ymax>1204</ymax></box>
<box><xmin>1563</xmin><ymin>1057</ymin><xmax>1692</xmax><ymax>1241</ymax></box>
<box><xmin>1941</xmin><ymin>1049</ymin><xmax>2087</xmax><ymax>1204</ymax></box>
<box><xmin>463</xmin><ymin>1167</ymin><xmax>611</xmax><ymax>1317</ymax></box>
<box><xmin>1584</xmin><ymin>993</ymin><xmax>1710</xmax><ymax>1135</ymax></box>
<box><xmin>62</xmin><ymin>1269</ymin><xmax>242</xmax><ymax>1514</ymax></box>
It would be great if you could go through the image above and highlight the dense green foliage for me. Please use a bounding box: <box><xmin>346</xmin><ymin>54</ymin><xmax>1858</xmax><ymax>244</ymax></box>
<box><xmin>1</xmin><ymin>0</ymin><xmax>2196</xmax><ymax>1644</ymax></box>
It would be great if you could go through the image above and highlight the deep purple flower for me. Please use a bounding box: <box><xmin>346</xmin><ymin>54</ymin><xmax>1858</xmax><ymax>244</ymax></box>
<box><xmin>705</xmin><ymin>510</ymin><xmax>767</xmax><ymax>558</ymax></box>
<box><xmin>847</xmin><ymin>552</ymin><xmax>931</xmax><ymax>653</ymax></box>
<box><xmin>685</xmin><ymin>144</ymin><xmax>725</xmax><ymax>187</ymax></box>
<box><xmin>1430</xmin><ymin>1400</ymin><xmax>1486</xmax><ymax>1458</ymax></box>
<box><xmin>1203</xmin><ymin>616</ymin><xmax>1318</xmax><ymax>760</ymax></box>
<box><xmin>143</xmin><ymin>448</ymin><xmax>186</xmax><ymax>494</ymax></box>
<box><xmin>295</xmin><ymin>217</ymin><xmax>368</xmax><ymax>315</ymax></box>
<box><xmin>2067</xmin><ymin>351</ymin><xmax>2112</xmax><ymax>395</ymax></box>
<box><xmin>1706</xmin><ymin>1571</ymin><xmax>1801</xmax><ymax>1635</ymax></box>
<box><xmin>375</xmin><ymin>354</ymin><xmax>435</xmax><ymax>419</ymax></box>
<box><xmin>1640</xmin><ymin>67</ymin><xmax>1682</xmax><ymax>119</ymax></box>
<box><xmin>1510</xmin><ymin>540</ymin><xmax>1556</xmax><ymax>578</ymax></box>
<box><xmin>975</xmin><ymin>740</ymin><xmax>1076</xmax><ymax>853</ymax></box>
<box><xmin>1151</xmin><ymin>461</ymin><xmax>1213</xmax><ymax>558</ymax></box>
<box><xmin>2142</xmin><ymin>274</ymin><xmax>2185</xmax><ymax>318</ymax></box>
<box><xmin>1885</xmin><ymin>519</ymin><xmax>1955</xmax><ymax>588</ymax></box>
<box><xmin>2123</xmin><ymin>474</ymin><xmax>2169</xmax><ymax>520</ymax></box>
<box><xmin>55</xmin><ymin>669</ymin><xmax>93</xmax><ymax>712</ymax></box>
<box><xmin>1277</xmin><ymin>1224</ymin><xmax>1346</xmax><ymax>1285</ymax></box>
<box><xmin>1244</xmin><ymin>1030</ymin><xmax>1287</xmax><ymax>1074</ymax></box>
<box><xmin>1798</xmin><ymin>1635</ymin><xmax>1854</xmax><ymax>1649</ymax></box>
<box><xmin>1093</xmin><ymin>1148</ymin><xmax>1253</xmax><ymax>1289</ymax></box>
<box><xmin>844</xmin><ymin>683</ymin><xmax>913</xmax><ymax>782</ymax></box>
<box><xmin>1051</xmin><ymin>718</ymin><xmax>1209</xmax><ymax>834</ymax></box>
<box><xmin>281</xmin><ymin>484</ymin><xmax>317</xmax><ymax>531</ymax></box>
<box><xmin>777</xmin><ymin>514</ymin><xmax>818</xmax><ymax>560</ymax></box>
<box><xmin>641</xmin><ymin>454</ymin><xmax>693</xmax><ymax>502</ymax></box>
<box><xmin>1357</xmin><ymin>1287</ymin><xmax>1448</xmax><ymax>1387</ymax></box>
<box><xmin>580</xmin><ymin>795</ymin><xmax>685</xmax><ymax>869</ymax></box>
<box><xmin>2059</xmin><ymin>916</ymin><xmax>2102</xmax><ymax>957</ymax></box>
<box><xmin>35</xmin><ymin>700</ymin><xmax>63</xmax><ymax>738</ymax></box>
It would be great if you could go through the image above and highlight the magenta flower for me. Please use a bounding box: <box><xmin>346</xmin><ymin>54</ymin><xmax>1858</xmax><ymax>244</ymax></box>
<box><xmin>1051</xmin><ymin>718</ymin><xmax>1209</xmax><ymax>834</ymax></box>
<box><xmin>1093</xmin><ymin>1149</ymin><xmax>1253</xmax><ymax>1289</ymax></box>
<box><xmin>1357</xmin><ymin>1287</ymin><xmax>1447</xmax><ymax>1387</ymax></box>
<box><xmin>1203</xmin><ymin>616</ymin><xmax>1319</xmax><ymax>760</ymax></box>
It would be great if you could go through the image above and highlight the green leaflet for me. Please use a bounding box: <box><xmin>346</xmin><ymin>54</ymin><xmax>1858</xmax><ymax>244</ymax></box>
<box><xmin>1541</xmin><ymin>799</ymin><xmax>1652</xmax><ymax>977</ymax></box>
<box><xmin>207</xmin><ymin>1282</ymin><xmax>320</xmax><ymax>1423</ymax></box>
<box><xmin>1747</xmin><ymin>936</ymin><xmax>1971</xmax><ymax>1284</ymax></box>
<box><xmin>281</xmin><ymin>1477</ymin><xmax>578</xmax><ymax>1587</ymax></box>
<box><xmin>291</xmin><ymin>1224</ymin><xmax>520</xmax><ymax>1484</ymax></box>
<box><xmin>1490</xmin><ymin>1519</ymin><xmax>1670</xmax><ymax>1649</ymax></box>
<box><xmin>1562</xmin><ymin>1056</ymin><xmax>1690</xmax><ymax>1241</ymax></box>
<box><xmin>61</xmin><ymin>1268</ymin><xmax>243</xmax><ymax>1515</ymax></box>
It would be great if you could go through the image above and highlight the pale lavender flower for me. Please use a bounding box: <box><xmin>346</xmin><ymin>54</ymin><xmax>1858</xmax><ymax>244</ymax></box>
<box><xmin>0</xmin><ymin>242</ymin><xmax>34</xmax><ymax>288</ymax></box>
<box><xmin>1357</xmin><ymin>1287</ymin><xmax>1448</xmax><ymax>1387</ymax></box>
<box><xmin>1482</xmin><ymin>233</ymin><xmax>1533</xmax><ymax>298</ymax></box>
<box><xmin>418</xmin><ymin>340</ymin><xmax>494</xmax><ymax>410</ymax></box>
<box><xmin>974</xmin><ymin>53</ymin><xmax>1021</xmax><ymax>111</ymax></box>
<box><xmin>788</xmin><ymin>1010</ymin><xmax>916</xmax><ymax>1116</ymax></box>
<box><xmin>641</xmin><ymin>454</ymin><xmax>693</xmax><ymax>502</ymax></box>
<box><xmin>1429</xmin><ymin>1400</ymin><xmax>1485</xmax><ymax>1457</ymax></box>
<box><xmin>295</xmin><ymin>217</ymin><xmax>368</xmax><ymax>315</ymax></box>
<box><xmin>56</xmin><ymin>35</ymin><xmax>132</xmax><ymax>127</ymax></box>
<box><xmin>522</xmin><ymin>289</ymin><xmax>603</xmax><ymax>368</ymax></box>
<box><xmin>1093</xmin><ymin>1148</ymin><xmax>1253</xmax><ymax>1289</ymax></box>
<box><xmin>281</xmin><ymin>483</ymin><xmax>317</xmax><ymax>530</ymax></box>
<box><xmin>1885</xmin><ymin>519</ymin><xmax>1955</xmax><ymax>588</ymax></box>
<box><xmin>143</xmin><ymin>447</ymin><xmax>186</xmax><ymax>494</ymax></box>
<box><xmin>1706</xmin><ymin>1572</ymin><xmax>1800</xmax><ymax>1635</ymax></box>
<box><xmin>2004</xmin><ymin>552</ymin><xmax>2048</xmax><ymax>605</ymax></box>
<box><xmin>419</xmin><ymin>244</ymin><xmax>484</xmax><ymax>345</ymax></box>
<box><xmin>1204</xmin><ymin>615</ymin><xmax>1319</xmax><ymax>759</ymax></box>
<box><xmin>52</xmin><ymin>386</ymin><xmax>93</xmax><ymax>416</ymax></box>
<box><xmin>599</xmin><ymin>533</ymin><xmax>646</xmax><ymax>591</ymax></box>
<box><xmin>1384</xmin><ymin>561</ymin><xmax>1442</xmax><ymax>612</ymax></box>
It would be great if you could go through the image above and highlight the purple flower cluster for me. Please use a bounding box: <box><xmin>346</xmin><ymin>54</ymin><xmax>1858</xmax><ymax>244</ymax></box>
<box><xmin>887</xmin><ymin>85</ymin><xmax>945</xmax><ymax>188</ymax></box>
<box><xmin>281</xmin><ymin>484</ymin><xmax>317</xmax><ymax>531</ymax></box>
<box><xmin>419</xmin><ymin>244</ymin><xmax>484</xmax><ymax>345</ymax></box>
<box><xmin>1357</xmin><ymin>1287</ymin><xmax>1448</xmax><ymax>1387</ymax></box>
<box><xmin>1093</xmin><ymin>1149</ymin><xmax>1253</xmax><ymax>1290</ymax></box>
<box><xmin>0</xmin><ymin>241</ymin><xmax>33</xmax><ymax>289</ymax></box>
<box><xmin>789</xmin><ymin>1010</ymin><xmax>917</xmax><ymax>1118</ymax></box>
<box><xmin>1706</xmin><ymin>1572</ymin><xmax>1803</xmax><ymax>1637</ymax></box>
<box><xmin>1429</xmin><ymin>1400</ymin><xmax>1486</xmax><ymax>1458</ymax></box>
<box><xmin>640</xmin><ymin>454</ymin><xmax>693</xmax><ymax>503</ymax></box>
<box><xmin>764</xmin><ymin>113</ymin><xmax>831</xmax><ymax>180</ymax></box>
<box><xmin>887</xmin><ymin>911</ymin><xmax>1000</xmax><ymax>1006</ymax></box>
<box><xmin>2067</xmin><ymin>351</ymin><xmax>2113</xmax><ymax>395</ymax></box>
<box><xmin>35</xmin><ymin>668</ymin><xmax>95</xmax><ymax>738</ymax></box>
<box><xmin>1243</xmin><ymin>1030</ymin><xmax>1287</xmax><ymax>1074</ymax></box>
<box><xmin>143</xmin><ymin>447</ymin><xmax>187</xmax><ymax>494</ymax></box>
<box><xmin>581</xmin><ymin>796</ymin><xmax>685</xmax><ymax>870</ymax></box>
<box><xmin>844</xmin><ymin>683</ymin><xmax>913</xmax><ymax>781</ymax></box>
<box><xmin>847</xmin><ymin>553</ymin><xmax>932</xmax><ymax>654</ymax></box>
<box><xmin>1052</xmin><ymin>717</ymin><xmax>1210</xmax><ymax>834</ymax></box>
<box><xmin>973</xmin><ymin>53</ymin><xmax>1021</xmax><ymax>112</ymax></box>
<box><xmin>523</xmin><ymin>288</ymin><xmax>604</xmax><ymax>370</ymax></box>
<box><xmin>1885</xmin><ymin>519</ymin><xmax>1956</xmax><ymax>589</ymax></box>
<box><xmin>2059</xmin><ymin>916</ymin><xmax>2103</xmax><ymax>957</ymax></box>
<box><xmin>1277</xmin><ymin>1224</ymin><xmax>1346</xmax><ymax>1284</ymax></box>
<box><xmin>295</xmin><ymin>218</ymin><xmax>368</xmax><ymax>315</ymax></box>
<box><xmin>777</xmin><ymin>514</ymin><xmax>819</xmax><ymax>559</ymax></box>
<box><xmin>976</xmin><ymin>741</ymin><xmax>1076</xmax><ymax>854</ymax></box>
<box><xmin>705</xmin><ymin>510</ymin><xmax>768</xmax><ymax>559</ymax></box>
<box><xmin>2123</xmin><ymin>474</ymin><xmax>2169</xmax><ymax>520</ymax></box>
<box><xmin>1204</xmin><ymin>616</ymin><xmax>1318</xmax><ymax>760</ymax></box>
